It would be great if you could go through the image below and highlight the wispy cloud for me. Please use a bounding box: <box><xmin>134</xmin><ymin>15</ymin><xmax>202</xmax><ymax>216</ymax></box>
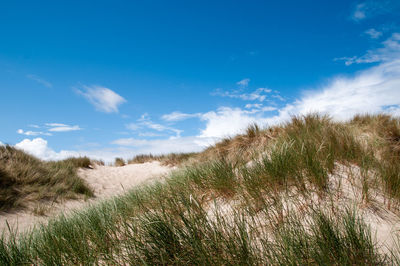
<box><xmin>352</xmin><ymin>3</ymin><xmax>367</xmax><ymax>21</ymax></box>
<box><xmin>17</xmin><ymin>129</ymin><xmax>52</xmax><ymax>136</ymax></box>
<box><xmin>351</xmin><ymin>1</ymin><xmax>400</xmax><ymax>21</ymax></box>
<box><xmin>335</xmin><ymin>33</ymin><xmax>400</xmax><ymax>65</ymax></box>
<box><xmin>111</xmin><ymin>138</ymin><xmax>148</xmax><ymax>147</ymax></box>
<box><xmin>365</xmin><ymin>28</ymin><xmax>383</xmax><ymax>39</ymax></box>
<box><xmin>161</xmin><ymin>111</ymin><xmax>202</xmax><ymax>122</ymax></box>
<box><xmin>244</xmin><ymin>103</ymin><xmax>262</xmax><ymax>109</ymax></box>
<box><xmin>111</xmin><ymin>136</ymin><xmax>209</xmax><ymax>154</ymax></box>
<box><xmin>46</xmin><ymin>124</ymin><xmax>81</xmax><ymax>132</ymax></box>
<box><xmin>212</xmin><ymin>87</ymin><xmax>272</xmax><ymax>102</ymax></box>
<box><xmin>17</xmin><ymin>123</ymin><xmax>82</xmax><ymax>136</ymax></box>
<box><xmin>127</xmin><ymin>114</ymin><xmax>182</xmax><ymax>138</ymax></box>
<box><xmin>76</xmin><ymin>85</ymin><xmax>126</xmax><ymax>113</ymax></box>
<box><xmin>45</xmin><ymin>123</ymin><xmax>67</xmax><ymax>127</ymax></box>
<box><xmin>26</xmin><ymin>74</ymin><xmax>52</xmax><ymax>88</ymax></box>
<box><xmin>237</xmin><ymin>78</ymin><xmax>250</xmax><ymax>87</ymax></box>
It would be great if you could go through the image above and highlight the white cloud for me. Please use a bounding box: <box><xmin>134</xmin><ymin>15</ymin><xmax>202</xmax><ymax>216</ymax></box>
<box><xmin>245</xmin><ymin>103</ymin><xmax>262</xmax><ymax>109</ymax></box>
<box><xmin>14</xmin><ymin>138</ymin><xmax>136</xmax><ymax>163</ymax></box>
<box><xmin>160</xmin><ymin>104</ymin><xmax>278</xmax><ymax>139</ymax></box>
<box><xmin>365</xmin><ymin>28</ymin><xmax>383</xmax><ymax>39</ymax></box>
<box><xmin>212</xmin><ymin>87</ymin><xmax>272</xmax><ymax>102</ymax></box>
<box><xmin>261</xmin><ymin>106</ymin><xmax>277</xmax><ymax>112</ymax></box>
<box><xmin>198</xmin><ymin>107</ymin><xmax>268</xmax><ymax>138</ymax></box>
<box><xmin>111</xmin><ymin>138</ymin><xmax>149</xmax><ymax>147</ymax></box>
<box><xmin>45</xmin><ymin>123</ymin><xmax>68</xmax><ymax>127</ymax></box>
<box><xmin>271</xmin><ymin>94</ymin><xmax>286</xmax><ymax>101</ymax></box>
<box><xmin>244</xmin><ymin>103</ymin><xmax>276</xmax><ymax>112</ymax></box>
<box><xmin>126</xmin><ymin>123</ymin><xmax>141</xmax><ymax>131</ymax></box>
<box><xmin>111</xmin><ymin>136</ymin><xmax>211</xmax><ymax>155</ymax></box>
<box><xmin>237</xmin><ymin>78</ymin><xmax>250</xmax><ymax>87</ymax></box>
<box><xmin>335</xmin><ymin>33</ymin><xmax>400</xmax><ymax>65</ymax></box>
<box><xmin>262</xmin><ymin>60</ymin><xmax>400</xmax><ymax>124</ymax></box>
<box><xmin>15</xmin><ymin>138</ymin><xmax>80</xmax><ymax>161</ymax></box>
<box><xmin>351</xmin><ymin>1</ymin><xmax>398</xmax><ymax>21</ymax></box>
<box><xmin>138</xmin><ymin>132</ymin><xmax>164</xmax><ymax>137</ymax></box>
<box><xmin>77</xmin><ymin>85</ymin><xmax>126</xmax><ymax>113</ymax></box>
<box><xmin>352</xmin><ymin>3</ymin><xmax>367</xmax><ymax>20</ymax></box>
<box><xmin>0</xmin><ymin>141</ymin><xmax>4</xmax><ymax>146</ymax></box>
<box><xmin>17</xmin><ymin>129</ymin><xmax>52</xmax><ymax>136</ymax></box>
<box><xmin>127</xmin><ymin>114</ymin><xmax>182</xmax><ymax>138</ymax></box>
<box><xmin>17</xmin><ymin>123</ymin><xmax>82</xmax><ymax>136</ymax></box>
<box><xmin>26</xmin><ymin>74</ymin><xmax>52</xmax><ymax>88</ymax></box>
<box><xmin>161</xmin><ymin>111</ymin><xmax>201</xmax><ymax>122</ymax></box>
<box><xmin>48</xmin><ymin>125</ymin><xmax>81</xmax><ymax>132</ymax></box>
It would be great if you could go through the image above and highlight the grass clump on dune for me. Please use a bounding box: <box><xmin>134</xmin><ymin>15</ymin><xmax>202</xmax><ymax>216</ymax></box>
<box><xmin>128</xmin><ymin>152</ymin><xmax>198</xmax><ymax>166</ymax></box>
<box><xmin>114</xmin><ymin>157</ymin><xmax>126</xmax><ymax>167</ymax></box>
<box><xmin>0</xmin><ymin>145</ymin><xmax>94</xmax><ymax>212</ymax></box>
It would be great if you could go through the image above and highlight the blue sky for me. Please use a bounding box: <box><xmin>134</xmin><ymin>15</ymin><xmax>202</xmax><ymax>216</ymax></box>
<box><xmin>1</xmin><ymin>0</ymin><xmax>400</xmax><ymax>161</ymax></box>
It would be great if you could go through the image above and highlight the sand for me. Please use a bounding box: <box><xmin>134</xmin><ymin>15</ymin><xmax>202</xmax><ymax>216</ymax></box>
<box><xmin>0</xmin><ymin>162</ymin><xmax>172</xmax><ymax>235</ymax></box>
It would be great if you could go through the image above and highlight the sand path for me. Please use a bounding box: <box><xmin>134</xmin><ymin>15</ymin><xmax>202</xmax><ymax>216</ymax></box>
<box><xmin>0</xmin><ymin>162</ymin><xmax>172</xmax><ymax>235</ymax></box>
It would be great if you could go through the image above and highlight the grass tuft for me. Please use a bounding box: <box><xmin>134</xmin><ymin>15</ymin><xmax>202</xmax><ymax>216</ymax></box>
<box><xmin>128</xmin><ymin>152</ymin><xmax>198</xmax><ymax>166</ymax></box>
<box><xmin>114</xmin><ymin>157</ymin><xmax>125</xmax><ymax>167</ymax></box>
<box><xmin>0</xmin><ymin>146</ymin><xmax>93</xmax><ymax>212</ymax></box>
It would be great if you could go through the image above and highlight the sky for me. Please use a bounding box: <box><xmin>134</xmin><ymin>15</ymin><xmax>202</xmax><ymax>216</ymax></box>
<box><xmin>1</xmin><ymin>0</ymin><xmax>400</xmax><ymax>162</ymax></box>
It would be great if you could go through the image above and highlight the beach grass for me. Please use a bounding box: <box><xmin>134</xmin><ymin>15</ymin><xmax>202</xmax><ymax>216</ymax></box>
<box><xmin>1</xmin><ymin>113</ymin><xmax>400</xmax><ymax>264</ymax></box>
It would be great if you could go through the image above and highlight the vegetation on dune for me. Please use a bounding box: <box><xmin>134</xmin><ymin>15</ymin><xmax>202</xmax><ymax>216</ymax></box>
<box><xmin>128</xmin><ymin>152</ymin><xmax>198</xmax><ymax>166</ymax></box>
<box><xmin>114</xmin><ymin>157</ymin><xmax>126</xmax><ymax>167</ymax></box>
<box><xmin>0</xmin><ymin>146</ymin><xmax>94</xmax><ymax>212</ymax></box>
<box><xmin>2</xmin><ymin>113</ymin><xmax>400</xmax><ymax>264</ymax></box>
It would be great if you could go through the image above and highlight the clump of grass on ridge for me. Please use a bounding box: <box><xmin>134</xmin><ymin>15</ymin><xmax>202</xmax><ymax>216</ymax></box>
<box><xmin>0</xmin><ymin>145</ymin><xmax>94</xmax><ymax>212</ymax></box>
<box><xmin>114</xmin><ymin>157</ymin><xmax>125</xmax><ymax>167</ymax></box>
<box><xmin>128</xmin><ymin>152</ymin><xmax>198</xmax><ymax>166</ymax></box>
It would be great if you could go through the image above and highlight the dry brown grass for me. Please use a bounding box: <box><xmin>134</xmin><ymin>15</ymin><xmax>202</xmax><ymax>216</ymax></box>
<box><xmin>114</xmin><ymin>157</ymin><xmax>126</xmax><ymax>167</ymax></box>
<box><xmin>0</xmin><ymin>145</ymin><xmax>94</xmax><ymax>212</ymax></box>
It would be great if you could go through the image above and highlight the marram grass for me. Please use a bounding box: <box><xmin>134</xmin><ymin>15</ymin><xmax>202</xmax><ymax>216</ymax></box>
<box><xmin>1</xmin><ymin>113</ymin><xmax>400</xmax><ymax>265</ymax></box>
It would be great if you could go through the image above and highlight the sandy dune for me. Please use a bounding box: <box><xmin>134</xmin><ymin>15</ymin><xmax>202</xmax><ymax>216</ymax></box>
<box><xmin>0</xmin><ymin>162</ymin><xmax>172</xmax><ymax>234</ymax></box>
